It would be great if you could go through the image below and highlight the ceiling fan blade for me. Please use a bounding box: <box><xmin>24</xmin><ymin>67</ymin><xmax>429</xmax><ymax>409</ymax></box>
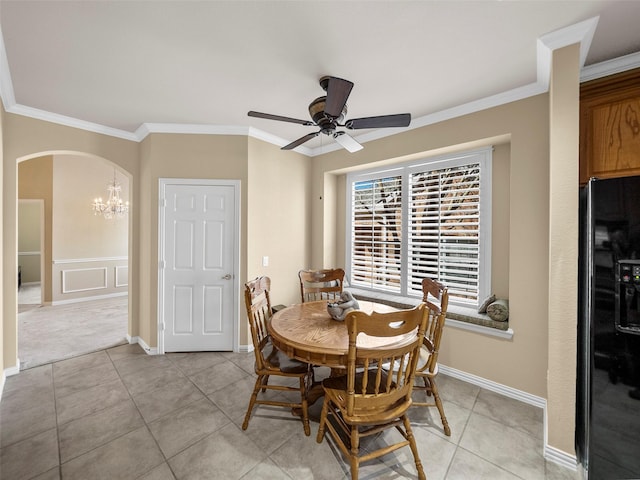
<box><xmin>333</xmin><ymin>132</ymin><xmax>363</xmax><ymax>153</ymax></box>
<box><xmin>282</xmin><ymin>131</ymin><xmax>320</xmax><ymax>150</ymax></box>
<box><xmin>248</xmin><ymin>111</ymin><xmax>314</xmax><ymax>126</ymax></box>
<box><xmin>345</xmin><ymin>113</ymin><xmax>411</xmax><ymax>130</ymax></box>
<box><xmin>324</xmin><ymin>77</ymin><xmax>354</xmax><ymax>117</ymax></box>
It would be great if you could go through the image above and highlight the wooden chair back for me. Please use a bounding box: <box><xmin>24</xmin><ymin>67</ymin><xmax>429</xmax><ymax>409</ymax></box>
<box><xmin>418</xmin><ymin>277</ymin><xmax>449</xmax><ymax>375</ymax></box>
<box><xmin>298</xmin><ymin>268</ymin><xmax>345</xmax><ymax>303</ymax></box>
<box><xmin>244</xmin><ymin>276</ymin><xmax>272</xmax><ymax>371</ymax></box>
<box><xmin>343</xmin><ymin>303</ymin><xmax>428</xmax><ymax>418</ymax></box>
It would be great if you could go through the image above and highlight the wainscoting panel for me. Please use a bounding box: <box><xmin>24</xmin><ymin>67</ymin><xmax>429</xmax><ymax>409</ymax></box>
<box><xmin>52</xmin><ymin>257</ymin><xmax>128</xmax><ymax>304</ymax></box>
<box><xmin>115</xmin><ymin>265</ymin><xmax>129</xmax><ymax>287</ymax></box>
<box><xmin>62</xmin><ymin>267</ymin><xmax>107</xmax><ymax>293</ymax></box>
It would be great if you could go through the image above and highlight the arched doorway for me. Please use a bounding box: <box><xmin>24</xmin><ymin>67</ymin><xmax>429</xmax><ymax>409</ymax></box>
<box><xmin>17</xmin><ymin>152</ymin><xmax>132</xmax><ymax>369</ymax></box>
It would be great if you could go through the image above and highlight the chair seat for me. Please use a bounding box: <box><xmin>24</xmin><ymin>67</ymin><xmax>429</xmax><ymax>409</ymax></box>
<box><xmin>323</xmin><ymin>369</ymin><xmax>394</xmax><ymax>394</ymax></box>
<box><xmin>262</xmin><ymin>341</ymin><xmax>309</xmax><ymax>374</ymax></box>
<box><xmin>322</xmin><ymin>370</ymin><xmax>410</xmax><ymax>425</ymax></box>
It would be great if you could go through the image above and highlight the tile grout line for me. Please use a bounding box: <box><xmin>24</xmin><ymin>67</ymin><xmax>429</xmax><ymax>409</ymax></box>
<box><xmin>440</xmin><ymin>383</ymin><xmax>480</xmax><ymax>480</ymax></box>
<box><xmin>106</xmin><ymin>346</ymin><xmax>176</xmax><ymax>480</ymax></box>
<box><xmin>50</xmin><ymin>351</ymin><xmax>149</xmax><ymax>469</ymax></box>
<box><xmin>50</xmin><ymin>363</ymin><xmax>63</xmax><ymax>480</ymax></box>
<box><xmin>448</xmin><ymin>387</ymin><xmax>540</xmax><ymax>480</ymax></box>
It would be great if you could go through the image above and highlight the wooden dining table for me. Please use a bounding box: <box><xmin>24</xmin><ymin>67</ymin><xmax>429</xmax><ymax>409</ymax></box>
<box><xmin>270</xmin><ymin>297</ymin><xmax>418</xmax><ymax>361</ymax></box>
<box><xmin>268</xmin><ymin>299</ymin><xmax>418</xmax><ymax>405</ymax></box>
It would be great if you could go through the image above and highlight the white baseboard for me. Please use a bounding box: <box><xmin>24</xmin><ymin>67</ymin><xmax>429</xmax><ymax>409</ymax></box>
<box><xmin>4</xmin><ymin>360</ymin><xmax>20</xmax><ymax>377</ymax></box>
<box><xmin>440</xmin><ymin>364</ymin><xmax>577</xmax><ymax>470</ymax></box>
<box><xmin>126</xmin><ymin>335</ymin><xmax>158</xmax><ymax>355</ymax></box>
<box><xmin>2</xmin><ymin>359</ymin><xmax>21</xmax><ymax>401</ymax></box>
<box><xmin>0</xmin><ymin>362</ymin><xmax>18</xmax><ymax>403</ymax></box>
<box><xmin>238</xmin><ymin>344</ymin><xmax>253</xmax><ymax>354</ymax></box>
<box><xmin>544</xmin><ymin>444</ymin><xmax>578</xmax><ymax>471</ymax></box>
<box><xmin>440</xmin><ymin>364</ymin><xmax>546</xmax><ymax>408</ymax></box>
<box><xmin>51</xmin><ymin>291</ymin><xmax>127</xmax><ymax>306</ymax></box>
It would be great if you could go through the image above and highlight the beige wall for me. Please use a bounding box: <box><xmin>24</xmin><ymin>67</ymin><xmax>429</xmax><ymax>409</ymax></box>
<box><xmin>3</xmin><ymin>113</ymin><xmax>139</xmax><ymax>369</ymax></box>
<box><xmin>18</xmin><ymin>200</ymin><xmax>42</xmax><ymax>284</ymax></box>
<box><xmin>51</xmin><ymin>155</ymin><xmax>128</xmax><ymax>303</ymax></box>
<box><xmin>547</xmin><ymin>44</ymin><xmax>580</xmax><ymax>455</ymax></box>
<box><xmin>53</xmin><ymin>155</ymin><xmax>128</xmax><ymax>259</ymax></box>
<box><xmin>18</xmin><ymin>154</ymin><xmax>130</xmax><ymax>303</ymax></box>
<box><xmin>0</xmin><ymin>103</ymin><xmax>4</xmax><ymax>376</ymax></box>
<box><xmin>138</xmin><ymin>133</ymin><xmax>249</xmax><ymax>347</ymax></box>
<box><xmin>312</xmin><ymin>96</ymin><xmax>550</xmax><ymax>399</ymax></box>
<box><xmin>18</xmin><ymin>157</ymin><xmax>53</xmax><ymax>302</ymax></box>
<box><xmin>246</xmin><ymin>137</ymin><xmax>311</xmax><ymax>307</ymax></box>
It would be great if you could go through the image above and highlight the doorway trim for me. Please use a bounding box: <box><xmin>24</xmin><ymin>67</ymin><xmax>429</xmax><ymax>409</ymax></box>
<box><xmin>157</xmin><ymin>178</ymin><xmax>241</xmax><ymax>355</ymax></box>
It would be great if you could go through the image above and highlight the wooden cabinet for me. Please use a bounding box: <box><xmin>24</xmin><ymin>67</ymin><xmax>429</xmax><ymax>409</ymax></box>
<box><xmin>580</xmin><ymin>68</ymin><xmax>640</xmax><ymax>185</ymax></box>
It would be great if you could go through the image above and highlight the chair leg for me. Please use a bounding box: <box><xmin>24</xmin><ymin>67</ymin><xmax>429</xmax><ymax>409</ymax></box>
<box><xmin>299</xmin><ymin>376</ymin><xmax>311</xmax><ymax>436</ymax></box>
<box><xmin>260</xmin><ymin>375</ymin><xmax>270</xmax><ymax>393</ymax></box>
<box><xmin>429</xmin><ymin>377</ymin><xmax>451</xmax><ymax>436</ymax></box>
<box><xmin>423</xmin><ymin>376</ymin><xmax>432</xmax><ymax>397</ymax></box>
<box><xmin>350</xmin><ymin>457</ymin><xmax>359</xmax><ymax>480</ymax></box>
<box><xmin>402</xmin><ymin>414</ymin><xmax>426</xmax><ymax>480</ymax></box>
<box><xmin>316</xmin><ymin>396</ymin><xmax>330</xmax><ymax>443</ymax></box>
<box><xmin>350</xmin><ymin>425</ymin><xmax>360</xmax><ymax>480</ymax></box>
<box><xmin>242</xmin><ymin>374</ymin><xmax>266</xmax><ymax>430</ymax></box>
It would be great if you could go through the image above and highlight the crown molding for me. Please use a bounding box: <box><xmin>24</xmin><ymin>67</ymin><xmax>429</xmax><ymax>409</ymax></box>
<box><xmin>136</xmin><ymin>123</ymin><xmax>249</xmax><ymax>140</ymax></box>
<box><xmin>308</xmin><ymin>81</ymin><xmax>549</xmax><ymax>157</ymax></box>
<box><xmin>580</xmin><ymin>50</ymin><xmax>640</xmax><ymax>82</ymax></box>
<box><xmin>5</xmin><ymin>103</ymin><xmax>139</xmax><ymax>141</ymax></box>
<box><xmin>0</xmin><ymin>25</ymin><xmax>15</xmax><ymax>108</ymax></box>
<box><xmin>0</xmin><ymin>16</ymin><xmax>633</xmax><ymax>158</ymax></box>
<box><xmin>538</xmin><ymin>16</ymin><xmax>599</xmax><ymax>69</ymax></box>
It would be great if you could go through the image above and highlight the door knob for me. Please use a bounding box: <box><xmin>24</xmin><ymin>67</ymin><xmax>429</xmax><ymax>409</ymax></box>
<box><xmin>222</xmin><ymin>274</ymin><xmax>232</xmax><ymax>280</ymax></box>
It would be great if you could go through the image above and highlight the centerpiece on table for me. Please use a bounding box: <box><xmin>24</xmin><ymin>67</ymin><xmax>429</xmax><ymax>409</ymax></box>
<box><xmin>327</xmin><ymin>291</ymin><xmax>360</xmax><ymax>321</ymax></box>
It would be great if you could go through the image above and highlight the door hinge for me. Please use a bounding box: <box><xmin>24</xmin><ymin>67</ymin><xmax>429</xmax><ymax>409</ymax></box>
<box><xmin>159</xmin><ymin>323</ymin><xmax>165</xmax><ymax>332</ymax></box>
<box><xmin>159</xmin><ymin>260</ymin><xmax>165</xmax><ymax>269</ymax></box>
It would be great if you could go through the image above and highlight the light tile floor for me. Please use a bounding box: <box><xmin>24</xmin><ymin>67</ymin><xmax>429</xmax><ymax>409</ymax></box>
<box><xmin>0</xmin><ymin>344</ymin><xmax>580</xmax><ymax>480</ymax></box>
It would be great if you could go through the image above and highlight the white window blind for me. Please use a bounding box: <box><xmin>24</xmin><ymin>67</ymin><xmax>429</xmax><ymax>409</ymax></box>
<box><xmin>350</xmin><ymin>175</ymin><xmax>403</xmax><ymax>292</ymax></box>
<box><xmin>346</xmin><ymin>148</ymin><xmax>491</xmax><ymax>307</ymax></box>
<box><xmin>408</xmin><ymin>163</ymin><xmax>481</xmax><ymax>305</ymax></box>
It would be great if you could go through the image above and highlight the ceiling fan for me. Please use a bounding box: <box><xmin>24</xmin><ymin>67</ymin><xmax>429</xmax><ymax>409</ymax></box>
<box><xmin>248</xmin><ymin>76</ymin><xmax>411</xmax><ymax>152</ymax></box>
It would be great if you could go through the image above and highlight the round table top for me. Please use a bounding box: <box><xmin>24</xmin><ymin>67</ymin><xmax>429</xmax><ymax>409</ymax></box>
<box><xmin>268</xmin><ymin>300</ymin><xmax>412</xmax><ymax>368</ymax></box>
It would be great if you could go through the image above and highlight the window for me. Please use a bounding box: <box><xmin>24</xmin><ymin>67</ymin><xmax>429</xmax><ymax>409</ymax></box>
<box><xmin>347</xmin><ymin>148</ymin><xmax>492</xmax><ymax>307</ymax></box>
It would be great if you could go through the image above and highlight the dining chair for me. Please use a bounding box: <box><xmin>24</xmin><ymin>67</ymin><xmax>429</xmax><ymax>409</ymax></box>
<box><xmin>316</xmin><ymin>304</ymin><xmax>429</xmax><ymax>480</ymax></box>
<box><xmin>413</xmin><ymin>277</ymin><xmax>451</xmax><ymax>436</ymax></box>
<box><xmin>242</xmin><ymin>276</ymin><xmax>314</xmax><ymax>436</ymax></box>
<box><xmin>298</xmin><ymin>268</ymin><xmax>345</xmax><ymax>303</ymax></box>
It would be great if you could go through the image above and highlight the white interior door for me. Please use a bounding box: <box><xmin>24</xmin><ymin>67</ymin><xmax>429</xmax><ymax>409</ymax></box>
<box><xmin>159</xmin><ymin>179</ymin><xmax>238</xmax><ymax>352</ymax></box>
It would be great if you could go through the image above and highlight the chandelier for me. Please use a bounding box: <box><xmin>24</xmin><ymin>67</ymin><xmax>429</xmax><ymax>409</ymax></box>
<box><xmin>92</xmin><ymin>169</ymin><xmax>129</xmax><ymax>220</ymax></box>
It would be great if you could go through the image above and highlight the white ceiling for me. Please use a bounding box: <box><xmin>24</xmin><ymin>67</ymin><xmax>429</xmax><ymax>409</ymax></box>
<box><xmin>1</xmin><ymin>1</ymin><xmax>640</xmax><ymax>155</ymax></box>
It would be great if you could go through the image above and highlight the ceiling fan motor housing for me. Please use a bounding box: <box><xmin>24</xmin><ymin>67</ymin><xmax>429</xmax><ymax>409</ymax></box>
<box><xmin>309</xmin><ymin>96</ymin><xmax>346</xmax><ymax>135</ymax></box>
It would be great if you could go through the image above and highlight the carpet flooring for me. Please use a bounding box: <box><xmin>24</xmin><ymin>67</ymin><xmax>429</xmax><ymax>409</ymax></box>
<box><xmin>18</xmin><ymin>284</ymin><xmax>128</xmax><ymax>370</ymax></box>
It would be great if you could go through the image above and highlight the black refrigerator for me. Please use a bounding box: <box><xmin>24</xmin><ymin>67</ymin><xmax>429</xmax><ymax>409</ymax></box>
<box><xmin>578</xmin><ymin>176</ymin><xmax>640</xmax><ymax>479</ymax></box>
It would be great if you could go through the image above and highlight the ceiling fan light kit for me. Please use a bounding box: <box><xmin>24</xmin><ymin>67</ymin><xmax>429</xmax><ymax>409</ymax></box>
<box><xmin>248</xmin><ymin>76</ymin><xmax>411</xmax><ymax>152</ymax></box>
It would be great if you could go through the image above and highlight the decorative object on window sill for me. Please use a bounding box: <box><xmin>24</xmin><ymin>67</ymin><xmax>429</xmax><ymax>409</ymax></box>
<box><xmin>486</xmin><ymin>299</ymin><xmax>509</xmax><ymax>321</ymax></box>
<box><xmin>92</xmin><ymin>169</ymin><xmax>129</xmax><ymax>220</ymax></box>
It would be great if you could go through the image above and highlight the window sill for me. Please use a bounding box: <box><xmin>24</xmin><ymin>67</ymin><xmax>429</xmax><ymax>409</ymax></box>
<box><xmin>347</xmin><ymin>287</ymin><xmax>513</xmax><ymax>340</ymax></box>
